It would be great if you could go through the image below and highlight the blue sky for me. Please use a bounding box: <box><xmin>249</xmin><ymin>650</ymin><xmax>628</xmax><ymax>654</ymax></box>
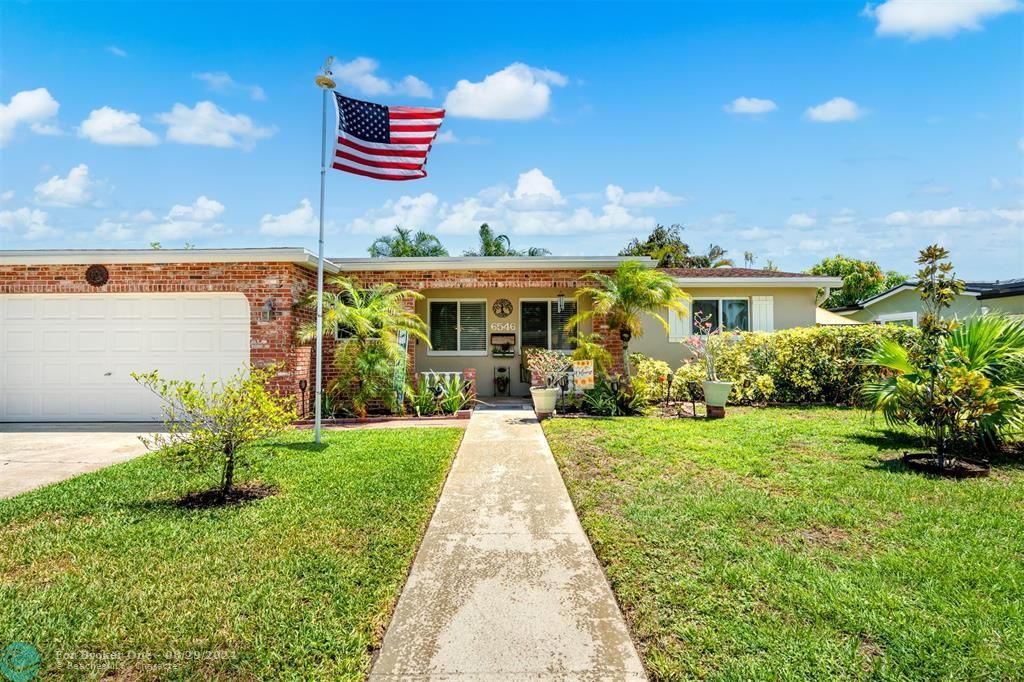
<box><xmin>1</xmin><ymin>0</ymin><xmax>1021</xmax><ymax>279</ymax></box>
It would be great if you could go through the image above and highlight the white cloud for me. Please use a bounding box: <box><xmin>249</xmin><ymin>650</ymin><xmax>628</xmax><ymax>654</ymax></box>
<box><xmin>863</xmin><ymin>0</ymin><xmax>1021</xmax><ymax>40</ymax></box>
<box><xmin>444</xmin><ymin>63</ymin><xmax>568</xmax><ymax>120</ymax></box>
<box><xmin>1</xmin><ymin>190</ymin><xmax>13</xmax><ymax>202</ymax></box>
<box><xmin>435</xmin><ymin>130</ymin><xmax>458</xmax><ymax>144</ymax></box>
<box><xmin>509</xmin><ymin>168</ymin><xmax>565</xmax><ymax>209</ymax></box>
<box><xmin>120</xmin><ymin>208</ymin><xmax>156</xmax><ymax>222</ymax></box>
<box><xmin>193</xmin><ymin>72</ymin><xmax>266</xmax><ymax>101</ymax></box>
<box><xmin>884</xmin><ymin>207</ymin><xmax>992</xmax><ymax>227</ymax></box>
<box><xmin>150</xmin><ymin>195</ymin><xmax>226</xmax><ymax>239</ymax></box>
<box><xmin>0</xmin><ymin>88</ymin><xmax>61</xmax><ymax>146</ymax></box>
<box><xmin>830</xmin><ymin>208</ymin><xmax>858</xmax><ymax>225</ymax></box>
<box><xmin>34</xmin><ymin>164</ymin><xmax>95</xmax><ymax>207</ymax></box>
<box><xmin>90</xmin><ymin>219</ymin><xmax>135</xmax><ymax>241</ymax></box>
<box><xmin>724</xmin><ymin>97</ymin><xmax>778</xmax><ymax>114</ymax></box>
<box><xmin>605</xmin><ymin>184</ymin><xmax>685</xmax><ymax>208</ymax></box>
<box><xmin>350</xmin><ymin>193</ymin><xmax>440</xmax><ymax>235</ymax></box>
<box><xmin>259</xmin><ymin>198</ymin><xmax>320</xmax><ymax>236</ymax></box>
<box><xmin>739</xmin><ymin>226</ymin><xmax>772</xmax><ymax>240</ymax></box>
<box><xmin>786</xmin><ymin>212</ymin><xmax>817</xmax><ymax>227</ymax></box>
<box><xmin>106</xmin><ymin>45</ymin><xmax>127</xmax><ymax>58</ymax></box>
<box><xmin>798</xmin><ymin>238</ymin><xmax>830</xmax><ymax>253</ymax></box>
<box><xmin>0</xmin><ymin>207</ymin><xmax>59</xmax><ymax>240</ymax></box>
<box><xmin>78</xmin><ymin>106</ymin><xmax>159</xmax><ymax>146</ymax></box>
<box><xmin>805</xmin><ymin>97</ymin><xmax>865</xmax><ymax>122</ymax></box>
<box><xmin>432</xmin><ymin>170</ymin><xmax>655</xmax><ymax>236</ymax></box>
<box><xmin>157</xmin><ymin>101</ymin><xmax>276</xmax><ymax>149</ymax></box>
<box><xmin>333</xmin><ymin>57</ymin><xmax>433</xmax><ymax>98</ymax></box>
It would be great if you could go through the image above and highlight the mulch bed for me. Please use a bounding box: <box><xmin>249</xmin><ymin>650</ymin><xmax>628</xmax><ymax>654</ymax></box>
<box><xmin>173</xmin><ymin>483</ymin><xmax>279</xmax><ymax>509</ymax></box>
<box><xmin>293</xmin><ymin>409</ymin><xmax>472</xmax><ymax>427</ymax></box>
<box><xmin>902</xmin><ymin>453</ymin><xmax>991</xmax><ymax>478</ymax></box>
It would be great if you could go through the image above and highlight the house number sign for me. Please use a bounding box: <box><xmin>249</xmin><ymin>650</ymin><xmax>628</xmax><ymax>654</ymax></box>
<box><xmin>490</xmin><ymin>322</ymin><xmax>516</xmax><ymax>332</ymax></box>
<box><xmin>492</xmin><ymin>298</ymin><xmax>513</xmax><ymax>318</ymax></box>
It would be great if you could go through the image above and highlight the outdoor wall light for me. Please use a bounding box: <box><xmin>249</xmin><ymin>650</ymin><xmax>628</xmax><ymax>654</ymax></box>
<box><xmin>260</xmin><ymin>298</ymin><xmax>275</xmax><ymax>322</ymax></box>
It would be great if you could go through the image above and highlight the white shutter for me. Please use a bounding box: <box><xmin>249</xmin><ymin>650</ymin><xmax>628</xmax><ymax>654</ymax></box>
<box><xmin>752</xmin><ymin>296</ymin><xmax>774</xmax><ymax>332</ymax></box>
<box><xmin>668</xmin><ymin>307</ymin><xmax>691</xmax><ymax>342</ymax></box>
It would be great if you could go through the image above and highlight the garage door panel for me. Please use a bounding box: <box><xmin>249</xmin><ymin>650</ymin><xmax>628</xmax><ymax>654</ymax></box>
<box><xmin>1</xmin><ymin>293</ymin><xmax>251</xmax><ymax>421</ymax></box>
<box><xmin>5</xmin><ymin>330</ymin><xmax>36</xmax><ymax>352</ymax></box>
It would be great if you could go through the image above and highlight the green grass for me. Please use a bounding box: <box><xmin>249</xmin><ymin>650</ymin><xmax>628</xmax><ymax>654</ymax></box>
<box><xmin>543</xmin><ymin>408</ymin><xmax>1024</xmax><ymax>681</ymax></box>
<box><xmin>0</xmin><ymin>427</ymin><xmax>463</xmax><ymax>680</ymax></box>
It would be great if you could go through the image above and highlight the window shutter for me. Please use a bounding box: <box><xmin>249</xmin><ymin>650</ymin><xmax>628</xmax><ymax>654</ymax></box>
<box><xmin>668</xmin><ymin>307</ymin><xmax>691</xmax><ymax>342</ymax></box>
<box><xmin>751</xmin><ymin>296</ymin><xmax>774</xmax><ymax>332</ymax></box>
<box><xmin>458</xmin><ymin>301</ymin><xmax>487</xmax><ymax>351</ymax></box>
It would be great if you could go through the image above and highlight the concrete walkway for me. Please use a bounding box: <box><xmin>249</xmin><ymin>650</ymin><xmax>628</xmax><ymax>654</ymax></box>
<box><xmin>370</xmin><ymin>405</ymin><xmax>645</xmax><ymax>680</ymax></box>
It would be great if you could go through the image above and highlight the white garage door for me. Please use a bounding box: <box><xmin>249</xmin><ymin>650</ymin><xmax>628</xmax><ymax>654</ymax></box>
<box><xmin>1</xmin><ymin>293</ymin><xmax>251</xmax><ymax>422</ymax></box>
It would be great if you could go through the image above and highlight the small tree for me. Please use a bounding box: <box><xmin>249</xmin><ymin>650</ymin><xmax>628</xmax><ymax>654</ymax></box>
<box><xmin>132</xmin><ymin>366</ymin><xmax>296</xmax><ymax>497</ymax></box>
<box><xmin>912</xmin><ymin>245</ymin><xmax>966</xmax><ymax>464</ymax></box>
<box><xmin>683</xmin><ymin>310</ymin><xmax>726</xmax><ymax>381</ymax></box>
<box><xmin>526</xmin><ymin>348</ymin><xmax>571</xmax><ymax>388</ymax></box>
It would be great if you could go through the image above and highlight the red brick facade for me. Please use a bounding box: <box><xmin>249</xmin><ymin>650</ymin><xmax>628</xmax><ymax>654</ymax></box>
<box><xmin>0</xmin><ymin>261</ymin><xmax>623</xmax><ymax>412</ymax></box>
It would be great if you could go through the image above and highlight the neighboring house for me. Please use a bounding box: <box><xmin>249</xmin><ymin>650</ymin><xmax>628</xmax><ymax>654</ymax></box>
<box><xmin>0</xmin><ymin>250</ymin><xmax>840</xmax><ymax>421</ymax></box>
<box><xmin>831</xmin><ymin>279</ymin><xmax>1024</xmax><ymax>326</ymax></box>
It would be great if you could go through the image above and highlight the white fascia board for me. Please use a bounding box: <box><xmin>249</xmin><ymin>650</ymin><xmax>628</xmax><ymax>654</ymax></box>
<box><xmin>0</xmin><ymin>248</ymin><xmax>339</xmax><ymax>273</ymax></box>
<box><xmin>672</xmin><ymin>276</ymin><xmax>843</xmax><ymax>288</ymax></box>
<box><xmin>333</xmin><ymin>256</ymin><xmax>656</xmax><ymax>272</ymax></box>
<box><xmin>859</xmin><ymin>284</ymin><xmax>980</xmax><ymax>307</ymax></box>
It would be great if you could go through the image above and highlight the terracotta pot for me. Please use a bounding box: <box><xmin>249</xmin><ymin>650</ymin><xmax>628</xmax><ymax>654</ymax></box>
<box><xmin>702</xmin><ymin>380</ymin><xmax>733</xmax><ymax>408</ymax></box>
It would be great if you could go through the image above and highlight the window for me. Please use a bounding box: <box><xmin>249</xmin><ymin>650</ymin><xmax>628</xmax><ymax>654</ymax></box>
<box><xmin>521</xmin><ymin>299</ymin><xmax>577</xmax><ymax>351</ymax></box>
<box><xmin>692</xmin><ymin>298</ymin><xmax>749</xmax><ymax>332</ymax></box>
<box><xmin>429</xmin><ymin>300</ymin><xmax>487</xmax><ymax>354</ymax></box>
<box><xmin>877</xmin><ymin>312</ymin><xmax>917</xmax><ymax>327</ymax></box>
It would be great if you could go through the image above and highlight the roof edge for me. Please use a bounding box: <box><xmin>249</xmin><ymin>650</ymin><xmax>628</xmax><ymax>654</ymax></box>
<box><xmin>0</xmin><ymin>248</ymin><xmax>340</xmax><ymax>273</ymax></box>
<box><xmin>330</xmin><ymin>256</ymin><xmax>656</xmax><ymax>272</ymax></box>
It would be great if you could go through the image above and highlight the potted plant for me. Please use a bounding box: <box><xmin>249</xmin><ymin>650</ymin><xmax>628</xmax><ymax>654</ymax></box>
<box><xmin>684</xmin><ymin>311</ymin><xmax>732</xmax><ymax>414</ymax></box>
<box><xmin>526</xmin><ymin>348</ymin><xmax>570</xmax><ymax>417</ymax></box>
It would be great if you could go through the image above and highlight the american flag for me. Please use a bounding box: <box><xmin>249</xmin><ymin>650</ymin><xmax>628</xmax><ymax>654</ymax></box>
<box><xmin>332</xmin><ymin>92</ymin><xmax>445</xmax><ymax>181</ymax></box>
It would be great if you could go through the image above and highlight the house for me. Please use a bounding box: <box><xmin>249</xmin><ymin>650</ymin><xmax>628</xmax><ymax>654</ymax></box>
<box><xmin>831</xmin><ymin>279</ymin><xmax>1024</xmax><ymax>326</ymax></box>
<box><xmin>0</xmin><ymin>249</ymin><xmax>840</xmax><ymax>421</ymax></box>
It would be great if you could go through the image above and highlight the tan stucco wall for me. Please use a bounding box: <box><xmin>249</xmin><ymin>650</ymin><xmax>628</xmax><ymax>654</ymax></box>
<box><xmin>844</xmin><ymin>289</ymin><xmax>983</xmax><ymax>324</ymax></box>
<box><xmin>414</xmin><ymin>287</ymin><xmax>592</xmax><ymax>397</ymax></box>
<box><xmin>984</xmin><ymin>294</ymin><xmax>1024</xmax><ymax>316</ymax></box>
<box><xmin>628</xmin><ymin>286</ymin><xmax>819</xmax><ymax>368</ymax></box>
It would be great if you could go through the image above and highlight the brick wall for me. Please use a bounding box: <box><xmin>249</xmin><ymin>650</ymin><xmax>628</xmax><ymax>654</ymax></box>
<box><xmin>0</xmin><ymin>261</ymin><xmax>316</xmax><ymax>404</ymax></box>
<box><xmin>0</xmin><ymin>262</ymin><xmax>626</xmax><ymax>412</ymax></box>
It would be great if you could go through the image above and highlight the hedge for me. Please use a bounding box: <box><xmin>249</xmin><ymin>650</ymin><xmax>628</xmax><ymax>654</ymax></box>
<box><xmin>631</xmin><ymin>324</ymin><xmax>921</xmax><ymax>406</ymax></box>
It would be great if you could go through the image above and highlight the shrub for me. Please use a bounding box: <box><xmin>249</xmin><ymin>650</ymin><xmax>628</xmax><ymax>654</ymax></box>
<box><xmin>132</xmin><ymin>366</ymin><xmax>296</xmax><ymax>497</ymax></box>
<box><xmin>581</xmin><ymin>375</ymin><xmax>643</xmax><ymax>416</ymax></box>
<box><xmin>570</xmin><ymin>332</ymin><xmax>614</xmax><ymax>375</ymax></box>
<box><xmin>631</xmin><ymin>324</ymin><xmax>921</xmax><ymax>406</ymax></box>
<box><xmin>630</xmin><ymin>355</ymin><xmax>675</xmax><ymax>404</ymax></box>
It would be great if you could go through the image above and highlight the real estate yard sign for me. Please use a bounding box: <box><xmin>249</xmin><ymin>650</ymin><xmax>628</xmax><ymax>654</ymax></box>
<box><xmin>573</xmin><ymin>359</ymin><xmax>594</xmax><ymax>392</ymax></box>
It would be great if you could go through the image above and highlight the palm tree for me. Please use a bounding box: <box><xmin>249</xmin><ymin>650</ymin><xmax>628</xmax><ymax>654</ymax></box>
<box><xmin>368</xmin><ymin>226</ymin><xmax>448</xmax><ymax>257</ymax></box>
<box><xmin>298</xmin><ymin>276</ymin><xmax>429</xmax><ymax>416</ymax></box>
<box><xmin>463</xmin><ymin>223</ymin><xmax>551</xmax><ymax>257</ymax></box>
<box><xmin>862</xmin><ymin>314</ymin><xmax>1024</xmax><ymax>449</ymax></box>
<box><xmin>566</xmin><ymin>261</ymin><xmax>690</xmax><ymax>377</ymax></box>
<box><xmin>683</xmin><ymin>244</ymin><xmax>734</xmax><ymax>268</ymax></box>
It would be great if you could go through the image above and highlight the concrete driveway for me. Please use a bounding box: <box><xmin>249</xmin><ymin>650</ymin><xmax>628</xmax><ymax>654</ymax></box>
<box><xmin>0</xmin><ymin>423</ymin><xmax>159</xmax><ymax>499</ymax></box>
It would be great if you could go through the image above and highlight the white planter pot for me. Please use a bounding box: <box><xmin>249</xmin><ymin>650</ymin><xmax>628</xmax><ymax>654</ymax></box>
<box><xmin>703</xmin><ymin>380</ymin><xmax>733</xmax><ymax>407</ymax></box>
<box><xmin>530</xmin><ymin>386</ymin><xmax>560</xmax><ymax>415</ymax></box>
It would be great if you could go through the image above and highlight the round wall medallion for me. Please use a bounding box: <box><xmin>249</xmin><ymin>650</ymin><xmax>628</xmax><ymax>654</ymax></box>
<box><xmin>492</xmin><ymin>298</ymin><xmax>513</xmax><ymax>318</ymax></box>
<box><xmin>85</xmin><ymin>264</ymin><xmax>109</xmax><ymax>287</ymax></box>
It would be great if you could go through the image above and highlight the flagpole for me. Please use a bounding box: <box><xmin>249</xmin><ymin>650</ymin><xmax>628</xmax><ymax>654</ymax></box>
<box><xmin>313</xmin><ymin>57</ymin><xmax>335</xmax><ymax>445</ymax></box>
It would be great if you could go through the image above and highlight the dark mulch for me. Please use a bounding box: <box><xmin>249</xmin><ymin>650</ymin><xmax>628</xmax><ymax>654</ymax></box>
<box><xmin>902</xmin><ymin>453</ymin><xmax>991</xmax><ymax>478</ymax></box>
<box><xmin>174</xmin><ymin>483</ymin><xmax>279</xmax><ymax>509</ymax></box>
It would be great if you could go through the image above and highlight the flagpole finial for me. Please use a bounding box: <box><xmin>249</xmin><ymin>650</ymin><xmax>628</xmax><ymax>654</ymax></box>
<box><xmin>315</xmin><ymin>56</ymin><xmax>336</xmax><ymax>89</ymax></box>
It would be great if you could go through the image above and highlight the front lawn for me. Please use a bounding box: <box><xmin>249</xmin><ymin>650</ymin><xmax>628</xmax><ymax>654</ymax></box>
<box><xmin>544</xmin><ymin>408</ymin><xmax>1024</xmax><ymax>680</ymax></box>
<box><xmin>0</xmin><ymin>427</ymin><xmax>463</xmax><ymax>680</ymax></box>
